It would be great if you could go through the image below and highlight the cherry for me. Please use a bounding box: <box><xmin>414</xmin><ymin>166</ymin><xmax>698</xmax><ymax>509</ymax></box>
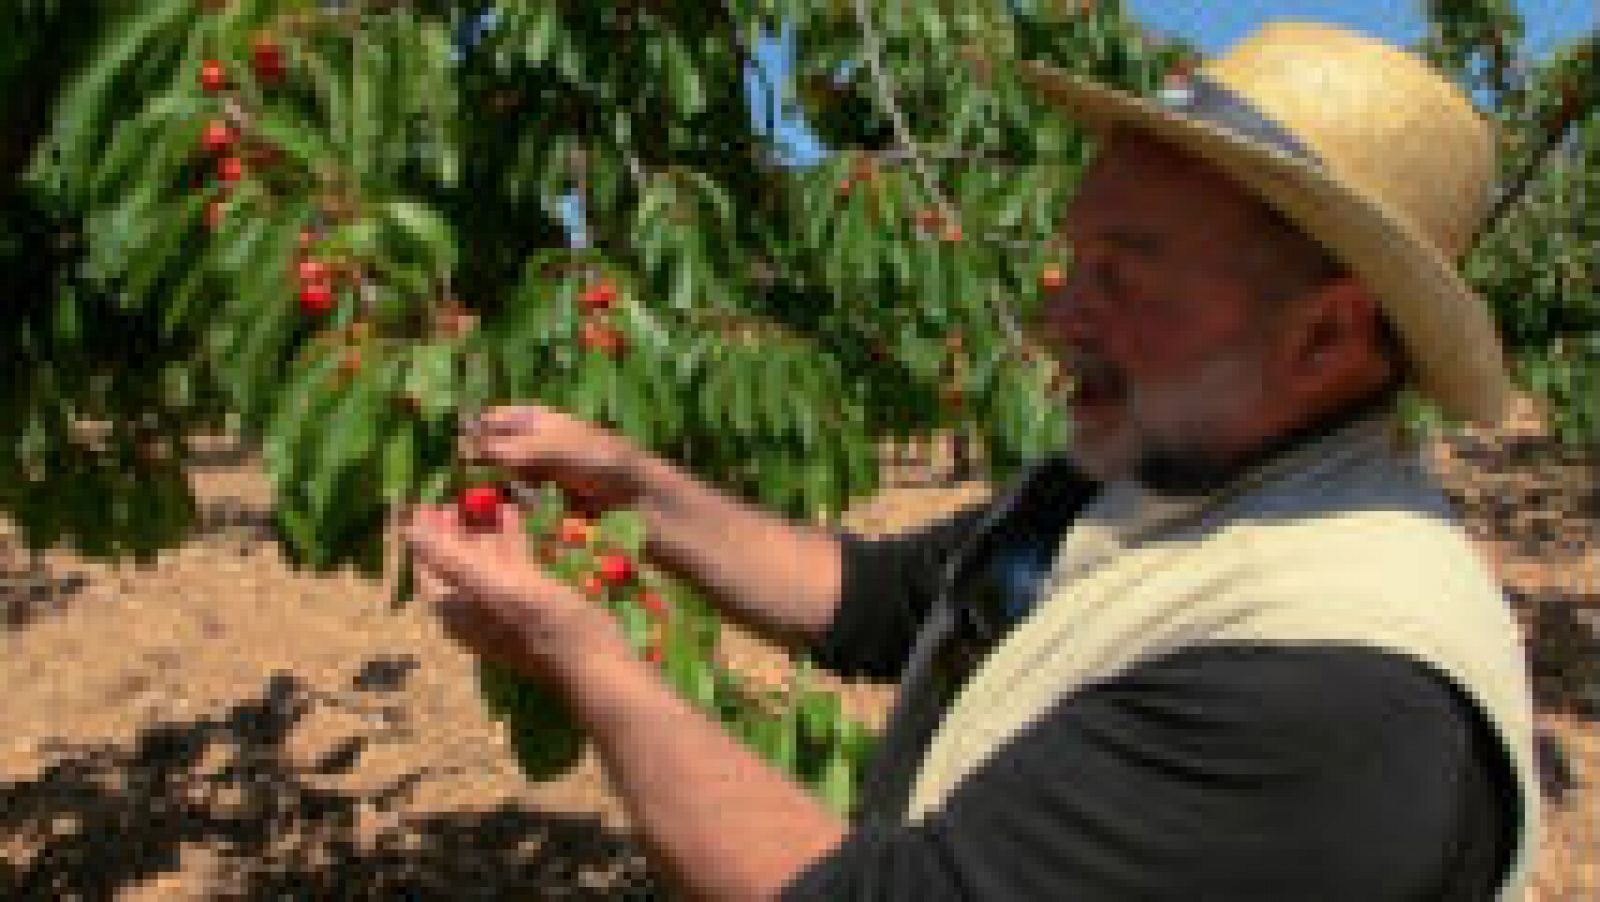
<box><xmin>639</xmin><ymin>590</ymin><xmax>667</xmax><ymax>619</ymax></box>
<box><xmin>581</xmin><ymin>573</ymin><xmax>607</xmax><ymax>599</ymax></box>
<box><xmin>217</xmin><ymin>156</ymin><xmax>244</xmax><ymax>183</ymax></box>
<box><xmin>200</xmin><ymin>60</ymin><xmax>228</xmax><ymax>93</ymax></box>
<box><xmin>251</xmin><ymin>34</ymin><xmax>286</xmax><ymax>83</ymax></box>
<box><xmin>580</xmin><ymin>320</ymin><xmax>626</xmax><ymax>358</ymax></box>
<box><xmin>597</xmin><ymin>552</ymin><xmax>634</xmax><ymax>585</ymax></box>
<box><xmin>299</xmin><ymin>282</ymin><xmax>335</xmax><ymax>315</ymax></box>
<box><xmin>1040</xmin><ymin>264</ymin><xmax>1066</xmax><ymax>292</ymax></box>
<box><xmin>200</xmin><ymin>121</ymin><xmax>235</xmax><ymax>155</ymax></box>
<box><xmin>297</xmin><ymin>258</ymin><xmax>330</xmax><ymax>284</ymax></box>
<box><xmin>580</xmin><ymin>281</ymin><xmax>617</xmax><ymax>310</ymax></box>
<box><xmin>456</xmin><ymin>485</ymin><xmax>502</xmax><ymax>528</ymax></box>
<box><xmin>558</xmin><ymin>515</ymin><xmax>593</xmax><ymax>545</ymax></box>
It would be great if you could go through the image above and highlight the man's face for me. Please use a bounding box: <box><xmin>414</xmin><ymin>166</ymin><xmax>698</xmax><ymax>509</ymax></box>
<box><xmin>1039</xmin><ymin>132</ymin><xmax>1291</xmax><ymax>492</ymax></box>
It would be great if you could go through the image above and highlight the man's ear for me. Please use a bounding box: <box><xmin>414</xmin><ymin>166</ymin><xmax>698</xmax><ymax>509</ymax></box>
<box><xmin>1289</xmin><ymin>278</ymin><xmax>1374</xmax><ymax>369</ymax></box>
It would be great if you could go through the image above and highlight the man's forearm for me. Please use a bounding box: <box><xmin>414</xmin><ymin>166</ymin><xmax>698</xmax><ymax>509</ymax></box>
<box><xmin>556</xmin><ymin>647</ymin><xmax>847</xmax><ymax>901</ymax></box>
<box><xmin>628</xmin><ymin>453</ymin><xmax>844</xmax><ymax>652</ymax></box>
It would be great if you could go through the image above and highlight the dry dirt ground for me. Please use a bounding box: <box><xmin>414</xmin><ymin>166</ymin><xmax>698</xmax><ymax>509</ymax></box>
<box><xmin>2</xmin><ymin>410</ymin><xmax>1596</xmax><ymax>900</ymax></box>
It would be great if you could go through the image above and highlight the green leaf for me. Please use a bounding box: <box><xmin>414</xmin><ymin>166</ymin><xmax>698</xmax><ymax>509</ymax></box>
<box><xmin>819</xmin><ymin>743</ymin><xmax>855</xmax><ymax>816</ymax></box>
<box><xmin>798</xmin><ymin>686</ymin><xmax>842</xmax><ymax>746</ymax></box>
<box><xmin>661</xmin><ymin>31</ymin><xmax>707</xmax><ymax>117</ymax></box>
<box><xmin>308</xmin><ymin>378</ymin><xmax>382</xmax><ymax>519</ymax></box>
<box><xmin>383</xmin><ymin>198</ymin><xmax>458</xmax><ymax>275</ymax></box>
<box><xmin>381</xmin><ymin>417</ymin><xmax>418</xmax><ymax>504</ymax></box>
<box><xmin>595</xmin><ymin>509</ymin><xmax>648</xmax><ymax>557</ymax></box>
<box><xmin>405</xmin><ymin>343</ymin><xmax>458</xmax><ymax>425</ymax></box>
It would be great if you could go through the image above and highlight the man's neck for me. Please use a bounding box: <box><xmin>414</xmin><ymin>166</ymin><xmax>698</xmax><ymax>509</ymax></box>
<box><xmin>1135</xmin><ymin>387</ymin><xmax>1401</xmax><ymax>499</ymax></box>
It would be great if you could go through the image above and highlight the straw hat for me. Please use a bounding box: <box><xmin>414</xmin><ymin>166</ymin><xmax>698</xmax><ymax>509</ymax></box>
<box><xmin>964</xmin><ymin>21</ymin><xmax>1515</xmax><ymax>426</ymax></box>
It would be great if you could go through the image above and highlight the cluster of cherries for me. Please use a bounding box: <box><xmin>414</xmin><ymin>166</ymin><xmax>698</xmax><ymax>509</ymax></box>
<box><xmin>292</xmin><ymin>232</ymin><xmax>340</xmax><ymax>317</ymax></box>
<box><xmin>835</xmin><ymin>154</ymin><xmax>967</xmax><ymax>243</ymax></box>
<box><xmin>456</xmin><ymin>486</ymin><xmax>668</xmax><ymax>662</ymax></box>
<box><xmin>195</xmin><ymin>25</ymin><xmax>289</xmax><ymax>231</ymax></box>
<box><xmin>576</xmin><ymin>278</ymin><xmax>627</xmax><ymax>359</ymax></box>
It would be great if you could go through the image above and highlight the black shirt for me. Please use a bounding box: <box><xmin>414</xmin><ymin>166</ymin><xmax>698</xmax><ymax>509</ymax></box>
<box><xmin>780</xmin><ymin>486</ymin><xmax>1519</xmax><ymax>900</ymax></box>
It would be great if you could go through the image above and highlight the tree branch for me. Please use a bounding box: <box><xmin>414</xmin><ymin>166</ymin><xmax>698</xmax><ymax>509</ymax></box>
<box><xmin>848</xmin><ymin>0</ymin><xmax>1028</xmax><ymax>353</ymax></box>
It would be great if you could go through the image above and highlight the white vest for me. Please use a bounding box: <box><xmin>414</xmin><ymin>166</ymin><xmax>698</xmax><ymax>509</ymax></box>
<box><xmin>906</xmin><ymin>408</ymin><xmax>1540</xmax><ymax>900</ymax></box>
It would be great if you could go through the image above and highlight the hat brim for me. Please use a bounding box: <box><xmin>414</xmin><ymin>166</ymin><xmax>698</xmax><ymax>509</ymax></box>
<box><xmin>984</xmin><ymin>54</ymin><xmax>1514</xmax><ymax>427</ymax></box>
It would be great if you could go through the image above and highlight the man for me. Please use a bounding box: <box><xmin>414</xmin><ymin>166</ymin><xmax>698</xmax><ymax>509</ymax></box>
<box><xmin>403</xmin><ymin>21</ymin><xmax>1540</xmax><ymax>901</ymax></box>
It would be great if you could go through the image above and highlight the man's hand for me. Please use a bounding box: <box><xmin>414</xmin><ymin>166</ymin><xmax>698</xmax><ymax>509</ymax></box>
<box><xmin>460</xmin><ymin>404</ymin><xmax>646</xmax><ymax>518</ymax></box>
<box><xmin>402</xmin><ymin>493</ymin><xmax>847</xmax><ymax>902</ymax></box>
<box><xmin>401</xmin><ymin>499</ymin><xmax>631</xmax><ymax>680</ymax></box>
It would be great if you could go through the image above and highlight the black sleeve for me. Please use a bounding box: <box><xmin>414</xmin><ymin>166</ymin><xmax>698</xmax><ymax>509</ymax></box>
<box><xmin>804</xmin><ymin>500</ymin><xmax>996</xmax><ymax>681</ymax></box>
<box><xmin>779</xmin><ymin>644</ymin><xmax>1509</xmax><ymax>901</ymax></box>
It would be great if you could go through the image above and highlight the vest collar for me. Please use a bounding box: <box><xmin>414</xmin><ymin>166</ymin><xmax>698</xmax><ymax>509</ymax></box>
<box><xmin>1062</xmin><ymin>391</ymin><xmax>1412</xmax><ymax>555</ymax></box>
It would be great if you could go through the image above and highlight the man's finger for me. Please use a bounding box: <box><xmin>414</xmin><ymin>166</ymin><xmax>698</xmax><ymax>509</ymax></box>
<box><xmin>403</xmin><ymin>508</ymin><xmax>482</xmax><ymax>587</ymax></box>
<box><xmin>412</xmin><ymin>551</ymin><xmax>454</xmax><ymax>600</ymax></box>
<box><xmin>405</xmin><ymin>504</ymin><xmax>535</xmax><ymax>600</ymax></box>
<box><xmin>475</xmin><ymin>406</ymin><xmax>541</xmax><ymax>434</ymax></box>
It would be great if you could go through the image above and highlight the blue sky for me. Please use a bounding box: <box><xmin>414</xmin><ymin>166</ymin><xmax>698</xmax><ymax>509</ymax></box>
<box><xmin>1126</xmin><ymin>0</ymin><xmax>1594</xmax><ymax>57</ymax></box>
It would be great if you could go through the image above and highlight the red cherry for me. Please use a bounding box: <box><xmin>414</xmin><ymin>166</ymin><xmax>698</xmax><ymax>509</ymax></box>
<box><xmin>639</xmin><ymin>590</ymin><xmax>667</xmax><ymax>618</ymax></box>
<box><xmin>296</xmin><ymin>258</ymin><xmax>330</xmax><ymax>284</ymax></box>
<box><xmin>201</xmin><ymin>121</ymin><xmax>235</xmax><ymax>155</ymax></box>
<box><xmin>299</xmin><ymin>282</ymin><xmax>334</xmax><ymax>315</ymax></box>
<box><xmin>201</xmin><ymin>60</ymin><xmax>228</xmax><ymax>93</ymax></box>
<box><xmin>217</xmin><ymin>156</ymin><xmax>244</xmax><ymax>183</ymax></box>
<box><xmin>581</xmin><ymin>574</ymin><xmax>607</xmax><ymax>599</ymax></box>
<box><xmin>580</xmin><ymin>320</ymin><xmax>626</xmax><ymax>358</ymax></box>
<box><xmin>581</xmin><ymin>281</ymin><xmax>617</xmax><ymax>310</ymax></box>
<box><xmin>558</xmin><ymin>515</ymin><xmax>593</xmax><ymax>545</ymax></box>
<box><xmin>597</xmin><ymin>553</ymin><xmax>634</xmax><ymax>585</ymax></box>
<box><xmin>1040</xmin><ymin>264</ymin><xmax>1066</xmax><ymax>292</ymax></box>
<box><xmin>251</xmin><ymin>35</ymin><xmax>285</xmax><ymax>82</ymax></box>
<box><xmin>458</xmin><ymin>485</ymin><xmax>502</xmax><ymax>527</ymax></box>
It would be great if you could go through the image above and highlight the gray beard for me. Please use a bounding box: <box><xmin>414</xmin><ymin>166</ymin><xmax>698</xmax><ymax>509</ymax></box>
<box><xmin>1133</xmin><ymin>385</ymin><xmax>1399</xmax><ymax>499</ymax></box>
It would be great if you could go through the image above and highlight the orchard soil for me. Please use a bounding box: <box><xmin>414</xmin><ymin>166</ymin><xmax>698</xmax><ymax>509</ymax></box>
<box><xmin>3</xmin><ymin>398</ymin><xmax>1596</xmax><ymax>900</ymax></box>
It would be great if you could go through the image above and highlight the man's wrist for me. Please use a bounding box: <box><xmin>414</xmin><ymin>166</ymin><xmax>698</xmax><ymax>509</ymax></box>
<box><xmin>543</xmin><ymin>636</ymin><xmax>662</xmax><ymax>735</ymax></box>
<box><xmin>627</xmin><ymin>450</ymin><xmax>681</xmax><ymax>518</ymax></box>
<box><xmin>504</xmin><ymin>593</ymin><xmax>635</xmax><ymax>685</ymax></box>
